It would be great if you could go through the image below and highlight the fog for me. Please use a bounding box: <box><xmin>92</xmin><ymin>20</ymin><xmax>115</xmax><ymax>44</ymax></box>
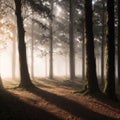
<box><xmin>0</xmin><ymin>40</ymin><xmax>118</xmax><ymax>81</ymax></box>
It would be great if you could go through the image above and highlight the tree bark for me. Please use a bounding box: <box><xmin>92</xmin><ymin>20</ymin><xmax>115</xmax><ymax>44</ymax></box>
<box><xmin>101</xmin><ymin>0</ymin><xmax>105</xmax><ymax>86</ymax></box>
<box><xmin>12</xmin><ymin>37</ymin><xmax>16</xmax><ymax>80</ymax></box>
<box><xmin>31</xmin><ymin>16</ymin><xmax>34</xmax><ymax>79</ymax></box>
<box><xmin>82</xmin><ymin>17</ymin><xmax>85</xmax><ymax>81</ymax></box>
<box><xmin>104</xmin><ymin>0</ymin><xmax>117</xmax><ymax>99</ymax></box>
<box><xmin>14</xmin><ymin>0</ymin><xmax>33</xmax><ymax>88</ymax></box>
<box><xmin>69</xmin><ymin>0</ymin><xmax>75</xmax><ymax>80</ymax></box>
<box><xmin>84</xmin><ymin>0</ymin><xmax>100</xmax><ymax>93</ymax></box>
<box><xmin>118</xmin><ymin>0</ymin><xmax>120</xmax><ymax>85</ymax></box>
<box><xmin>49</xmin><ymin>1</ymin><xmax>54</xmax><ymax>79</ymax></box>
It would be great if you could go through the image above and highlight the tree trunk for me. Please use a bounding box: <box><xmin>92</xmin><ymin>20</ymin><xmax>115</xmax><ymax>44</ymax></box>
<box><xmin>118</xmin><ymin>0</ymin><xmax>120</xmax><ymax>85</ymax></box>
<box><xmin>12</xmin><ymin>37</ymin><xmax>16</xmax><ymax>80</ymax></box>
<box><xmin>31</xmin><ymin>17</ymin><xmax>34</xmax><ymax>79</ymax></box>
<box><xmin>49</xmin><ymin>1</ymin><xmax>53</xmax><ymax>79</ymax></box>
<box><xmin>104</xmin><ymin>0</ymin><xmax>117</xmax><ymax>100</ymax></box>
<box><xmin>101</xmin><ymin>0</ymin><xmax>105</xmax><ymax>86</ymax></box>
<box><xmin>69</xmin><ymin>0</ymin><xmax>75</xmax><ymax>80</ymax></box>
<box><xmin>82</xmin><ymin>17</ymin><xmax>85</xmax><ymax>81</ymax></box>
<box><xmin>45</xmin><ymin>54</ymin><xmax>48</xmax><ymax>77</ymax></box>
<box><xmin>12</xmin><ymin>27</ymin><xmax>17</xmax><ymax>80</ymax></box>
<box><xmin>84</xmin><ymin>0</ymin><xmax>100</xmax><ymax>93</ymax></box>
<box><xmin>14</xmin><ymin>0</ymin><xmax>33</xmax><ymax>88</ymax></box>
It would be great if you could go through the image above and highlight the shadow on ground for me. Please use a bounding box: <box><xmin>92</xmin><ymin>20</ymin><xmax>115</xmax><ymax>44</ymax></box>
<box><xmin>0</xmin><ymin>88</ymin><xmax>61</xmax><ymax>120</ymax></box>
<box><xmin>1</xmin><ymin>78</ymin><xmax>120</xmax><ymax>120</ymax></box>
<box><xmin>27</xmin><ymin>85</ymin><xmax>116</xmax><ymax>120</ymax></box>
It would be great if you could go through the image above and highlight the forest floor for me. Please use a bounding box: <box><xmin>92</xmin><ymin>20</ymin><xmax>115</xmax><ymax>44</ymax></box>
<box><xmin>0</xmin><ymin>77</ymin><xmax>120</xmax><ymax>120</ymax></box>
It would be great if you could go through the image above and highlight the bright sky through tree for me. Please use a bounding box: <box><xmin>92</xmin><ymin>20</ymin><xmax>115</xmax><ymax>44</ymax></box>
<box><xmin>55</xmin><ymin>5</ymin><xmax>62</xmax><ymax>17</ymax></box>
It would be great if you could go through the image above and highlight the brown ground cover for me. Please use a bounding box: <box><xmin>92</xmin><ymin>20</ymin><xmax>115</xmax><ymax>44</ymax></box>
<box><xmin>0</xmin><ymin>78</ymin><xmax>120</xmax><ymax>120</ymax></box>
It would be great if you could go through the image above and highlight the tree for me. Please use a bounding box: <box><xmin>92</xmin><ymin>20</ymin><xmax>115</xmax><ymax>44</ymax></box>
<box><xmin>82</xmin><ymin>18</ymin><xmax>85</xmax><ymax>82</ymax></box>
<box><xmin>84</xmin><ymin>0</ymin><xmax>100</xmax><ymax>94</ymax></box>
<box><xmin>31</xmin><ymin>11</ymin><xmax>34</xmax><ymax>79</ymax></box>
<box><xmin>81</xmin><ymin>8</ymin><xmax>85</xmax><ymax>83</ymax></box>
<box><xmin>104</xmin><ymin>0</ymin><xmax>117</xmax><ymax>100</ymax></box>
<box><xmin>12</xmin><ymin>28</ymin><xmax>17</xmax><ymax>80</ymax></box>
<box><xmin>118</xmin><ymin>0</ymin><xmax>120</xmax><ymax>85</ymax></box>
<box><xmin>49</xmin><ymin>0</ymin><xmax>54</xmax><ymax>79</ymax></box>
<box><xmin>0</xmin><ymin>3</ymin><xmax>16</xmax><ymax>84</ymax></box>
<box><xmin>14</xmin><ymin>0</ymin><xmax>33</xmax><ymax>88</ymax></box>
<box><xmin>69</xmin><ymin>0</ymin><xmax>75</xmax><ymax>80</ymax></box>
<box><xmin>101</xmin><ymin>0</ymin><xmax>106</xmax><ymax>86</ymax></box>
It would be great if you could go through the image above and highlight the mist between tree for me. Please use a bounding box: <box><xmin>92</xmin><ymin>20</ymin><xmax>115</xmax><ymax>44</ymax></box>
<box><xmin>0</xmin><ymin>40</ymin><xmax>118</xmax><ymax>82</ymax></box>
<box><xmin>0</xmin><ymin>41</ymin><xmax>82</xmax><ymax>79</ymax></box>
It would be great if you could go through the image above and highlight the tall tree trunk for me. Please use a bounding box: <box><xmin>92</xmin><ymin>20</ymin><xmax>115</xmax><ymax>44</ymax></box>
<box><xmin>45</xmin><ymin>54</ymin><xmax>48</xmax><ymax>77</ymax></box>
<box><xmin>82</xmin><ymin>17</ymin><xmax>85</xmax><ymax>81</ymax></box>
<box><xmin>49</xmin><ymin>1</ymin><xmax>53</xmax><ymax>79</ymax></box>
<box><xmin>84</xmin><ymin>0</ymin><xmax>100</xmax><ymax>93</ymax></box>
<box><xmin>31</xmin><ymin>17</ymin><xmax>34</xmax><ymax>79</ymax></box>
<box><xmin>14</xmin><ymin>0</ymin><xmax>33</xmax><ymax>88</ymax></box>
<box><xmin>12</xmin><ymin>27</ymin><xmax>17</xmax><ymax>80</ymax></box>
<box><xmin>12</xmin><ymin>37</ymin><xmax>16</xmax><ymax>80</ymax></box>
<box><xmin>104</xmin><ymin>0</ymin><xmax>117</xmax><ymax>99</ymax></box>
<box><xmin>118</xmin><ymin>0</ymin><xmax>120</xmax><ymax>85</ymax></box>
<box><xmin>69</xmin><ymin>0</ymin><xmax>75</xmax><ymax>80</ymax></box>
<box><xmin>101</xmin><ymin>0</ymin><xmax>105</xmax><ymax>86</ymax></box>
